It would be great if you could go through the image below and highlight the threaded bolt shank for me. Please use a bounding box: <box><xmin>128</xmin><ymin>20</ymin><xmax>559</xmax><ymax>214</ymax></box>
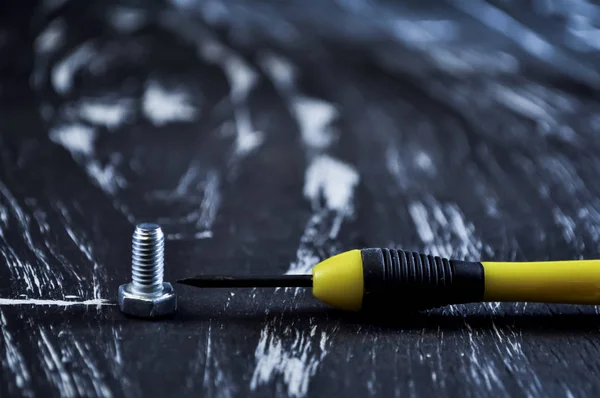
<box><xmin>131</xmin><ymin>223</ymin><xmax>164</xmax><ymax>294</ymax></box>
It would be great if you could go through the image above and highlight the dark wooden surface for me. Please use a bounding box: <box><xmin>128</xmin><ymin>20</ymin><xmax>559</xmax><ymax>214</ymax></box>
<box><xmin>2</xmin><ymin>1</ymin><xmax>600</xmax><ymax>397</ymax></box>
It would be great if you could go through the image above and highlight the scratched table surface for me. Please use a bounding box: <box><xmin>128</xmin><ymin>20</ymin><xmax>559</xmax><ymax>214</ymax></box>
<box><xmin>2</xmin><ymin>0</ymin><xmax>600</xmax><ymax>397</ymax></box>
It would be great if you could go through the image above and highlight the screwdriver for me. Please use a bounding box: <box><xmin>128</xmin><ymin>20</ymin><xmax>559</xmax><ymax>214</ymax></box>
<box><xmin>177</xmin><ymin>248</ymin><xmax>600</xmax><ymax>311</ymax></box>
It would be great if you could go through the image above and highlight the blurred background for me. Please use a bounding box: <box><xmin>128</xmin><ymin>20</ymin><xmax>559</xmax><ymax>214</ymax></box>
<box><xmin>3</xmin><ymin>0</ymin><xmax>600</xmax><ymax>274</ymax></box>
<box><xmin>2</xmin><ymin>2</ymin><xmax>600</xmax><ymax>398</ymax></box>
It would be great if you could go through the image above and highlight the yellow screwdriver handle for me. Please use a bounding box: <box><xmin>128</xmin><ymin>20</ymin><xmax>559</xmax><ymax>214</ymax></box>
<box><xmin>482</xmin><ymin>260</ymin><xmax>600</xmax><ymax>304</ymax></box>
<box><xmin>312</xmin><ymin>249</ymin><xmax>600</xmax><ymax>311</ymax></box>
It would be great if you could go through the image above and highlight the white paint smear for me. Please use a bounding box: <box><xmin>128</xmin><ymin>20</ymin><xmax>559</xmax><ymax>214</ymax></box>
<box><xmin>50</xmin><ymin>124</ymin><xmax>97</xmax><ymax>156</ymax></box>
<box><xmin>493</xmin><ymin>84</ymin><xmax>552</xmax><ymax>122</ymax></box>
<box><xmin>197</xmin><ymin>170</ymin><xmax>221</xmax><ymax>230</ymax></box>
<box><xmin>250</xmin><ymin>49</ymin><xmax>355</xmax><ymax>398</ymax></box>
<box><xmin>37</xmin><ymin>327</ymin><xmax>77</xmax><ymax>396</ymax></box>
<box><xmin>0</xmin><ymin>311</ymin><xmax>32</xmax><ymax>395</ymax></box>
<box><xmin>391</xmin><ymin>19</ymin><xmax>459</xmax><ymax>45</ymax></box>
<box><xmin>260</xmin><ymin>54</ymin><xmax>337</xmax><ymax>152</ymax></box>
<box><xmin>0</xmin><ymin>181</ymin><xmax>67</xmax><ymax>296</ymax></box>
<box><xmin>166</xmin><ymin>231</ymin><xmax>214</xmax><ymax>240</ymax></box>
<box><xmin>153</xmin><ymin>168</ymin><xmax>220</xmax><ymax>239</ymax></box>
<box><xmin>285</xmin><ymin>216</ymin><xmax>325</xmax><ymax>276</ymax></box>
<box><xmin>293</xmin><ymin>97</ymin><xmax>338</xmax><ymax>150</ymax></box>
<box><xmin>304</xmin><ymin>155</ymin><xmax>359</xmax><ymax>212</ymax></box>
<box><xmin>258</xmin><ymin>52</ymin><xmax>297</xmax><ymax>93</ymax></box>
<box><xmin>72</xmin><ymin>337</ymin><xmax>114</xmax><ymax>397</ymax></box>
<box><xmin>159</xmin><ymin>18</ymin><xmax>264</xmax><ymax>158</ymax></box>
<box><xmin>385</xmin><ymin>146</ymin><xmax>408</xmax><ymax>189</ymax></box>
<box><xmin>251</xmin><ymin>324</ymin><xmax>328</xmax><ymax>398</ymax></box>
<box><xmin>107</xmin><ymin>7</ymin><xmax>146</xmax><ymax>33</ymax></box>
<box><xmin>52</xmin><ymin>42</ymin><xmax>94</xmax><ymax>95</ymax></box>
<box><xmin>49</xmin><ymin>124</ymin><xmax>125</xmax><ymax>194</ymax></box>
<box><xmin>415</xmin><ymin>151</ymin><xmax>435</xmax><ymax>173</ymax></box>
<box><xmin>409</xmin><ymin>200</ymin><xmax>493</xmax><ymax>260</ymax></box>
<box><xmin>78</xmin><ymin>99</ymin><xmax>132</xmax><ymax>129</ymax></box>
<box><xmin>553</xmin><ymin>207</ymin><xmax>576</xmax><ymax>244</ymax></box>
<box><xmin>408</xmin><ymin>200</ymin><xmax>490</xmax><ymax>260</ymax></box>
<box><xmin>197</xmin><ymin>36</ymin><xmax>264</xmax><ymax>157</ymax></box>
<box><xmin>409</xmin><ymin>202</ymin><xmax>435</xmax><ymax>243</ymax></box>
<box><xmin>221</xmin><ymin>54</ymin><xmax>258</xmax><ymax>103</ymax></box>
<box><xmin>0</xmin><ymin>298</ymin><xmax>113</xmax><ymax>306</ymax></box>
<box><xmin>142</xmin><ymin>81</ymin><xmax>198</xmax><ymax>126</ymax></box>
<box><xmin>86</xmin><ymin>161</ymin><xmax>124</xmax><ymax>195</ymax></box>
<box><xmin>255</xmin><ymin>150</ymin><xmax>358</xmax><ymax>397</ymax></box>
<box><xmin>35</xmin><ymin>18</ymin><xmax>65</xmax><ymax>54</ymax></box>
<box><xmin>233</xmin><ymin>107</ymin><xmax>263</xmax><ymax>156</ymax></box>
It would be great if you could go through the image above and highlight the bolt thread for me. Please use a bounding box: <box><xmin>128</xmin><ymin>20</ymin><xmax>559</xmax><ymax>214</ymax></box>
<box><xmin>131</xmin><ymin>223</ymin><xmax>164</xmax><ymax>294</ymax></box>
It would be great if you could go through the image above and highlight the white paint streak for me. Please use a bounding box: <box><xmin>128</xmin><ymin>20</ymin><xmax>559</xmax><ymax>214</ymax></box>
<box><xmin>0</xmin><ymin>181</ymin><xmax>62</xmax><ymax>295</ymax></box>
<box><xmin>153</xmin><ymin>169</ymin><xmax>220</xmax><ymax>239</ymax></box>
<box><xmin>50</xmin><ymin>124</ymin><xmax>97</xmax><ymax>156</ymax></box>
<box><xmin>260</xmin><ymin>53</ymin><xmax>338</xmax><ymax>153</ymax></box>
<box><xmin>251</xmin><ymin>323</ymin><xmax>328</xmax><ymax>398</ymax></box>
<box><xmin>202</xmin><ymin>325</ymin><xmax>212</xmax><ymax>387</ymax></box>
<box><xmin>293</xmin><ymin>97</ymin><xmax>338</xmax><ymax>150</ymax></box>
<box><xmin>56</xmin><ymin>202</ymin><xmax>107</xmax><ymax>302</ymax></box>
<box><xmin>0</xmin><ymin>311</ymin><xmax>32</xmax><ymax>396</ymax></box>
<box><xmin>38</xmin><ymin>328</ymin><xmax>76</xmax><ymax>397</ymax></box>
<box><xmin>553</xmin><ymin>207</ymin><xmax>577</xmax><ymax>244</ymax></box>
<box><xmin>489</xmin><ymin>323</ymin><xmax>543</xmax><ymax>395</ymax></box>
<box><xmin>428</xmin><ymin>47</ymin><xmax>519</xmax><ymax>74</ymax></box>
<box><xmin>198</xmin><ymin>36</ymin><xmax>264</xmax><ymax>157</ymax></box>
<box><xmin>232</xmin><ymin>107</ymin><xmax>263</xmax><ymax>156</ymax></box>
<box><xmin>197</xmin><ymin>171</ymin><xmax>221</xmax><ymax>230</ymax></box>
<box><xmin>159</xmin><ymin>16</ymin><xmax>264</xmax><ymax>158</ymax></box>
<box><xmin>0</xmin><ymin>298</ymin><xmax>113</xmax><ymax>306</ymax></box>
<box><xmin>32</xmin><ymin>208</ymin><xmax>86</xmax><ymax>297</ymax></box>
<box><xmin>86</xmin><ymin>161</ymin><xmax>123</xmax><ymax>195</ymax></box>
<box><xmin>220</xmin><ymin>54</ymin><xmax>257</xmax><ymax>104</ymax></box>
<box><xmin>258</xmin><ymin>52</ymin><xmax>296</xmax><ymax>93</ymax></box>
<box><xmin>385</xmin><ymin>146</ymin><xmax>408</xmax><ymax>189</ymax></box>
<box><xmin>253</xmin><ymin>50</ymin><xmax>356</xmax><ymax>397</ymax></box>
<box><xmin>415</xmin><ymin>151</ymin><xmax>435</xmax><ymax>173</ymax></box>
<box><xmin>285</xmin><ymin>215</ymin><xmax>325</xmax><ymax>276</ymax></box>
<box><xmin>391</xmin><ymin>19</ymin><xmax>459</xmax><ymax>45</ymax></box>
<box><xmin>494</xmin><ymin>84</ymin><xmax>552</xmax><ymax>121</ymax></box>
<box><xmin>304</xmin><ymin>156</ymin><xmax>359</xmax><ymax>213</ymax></box>
<box><xmin>35</xmin><ymin>18</ymin><xmax>65</xmax><ymax>54</ymax></box>
<box><xmin>192</xmin><ymin>322</ymin><xmax>233</xmax><ymax>398</ymax></box>
<box><xmin>78</xmin><ymin>99</ymin><xmax>132</xmax><ymax>130</ymax></box>
<box><xmin>72</xmin><ymin>338</ymin><xmax>113</xmax><ymax>397</ymax></box>
<box><xmin>409</xmin><ymin>202</ymin><xmax>434</xmax><ymax>243</ymax></box>
<box><xmin>52</xmin><ymin>42</ymin><xmax>95</xmax><ymax>95</ymax></box>
<box><xmin>166</xmin><ymin>231</ymin><xmax>214</xmax><ymax>241</ymax></box>
<box><xmin>408</xmin><ymin>200</ymin><xmax>489</xmax><ymax>259</ymax></box>
<box><xmin>107</xmin><ymin>7</ymin><xmax>146</xmax><ymax>33</ymax></box>
<box><xmin>142</xmin><ymin>81</ymin><xmax>198</xmax><ymax>126</ymax></box>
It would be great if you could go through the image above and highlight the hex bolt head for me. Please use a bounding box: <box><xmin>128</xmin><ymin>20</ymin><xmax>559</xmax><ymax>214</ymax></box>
<box><xmin>118</xmin><ymin>282</ymin><xmax>177</xmax><ymax>318</ymax></box>
<box><xmin>118</xmin><ymin>223</ymin><xmax>177</xmax><ymax>318</ymax></box>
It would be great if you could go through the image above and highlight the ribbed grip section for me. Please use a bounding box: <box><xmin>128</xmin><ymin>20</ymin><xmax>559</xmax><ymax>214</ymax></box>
<box><xmin>361</xmin><ymin>248</ymin><xmax>484</xmax><ymax>310</ymax></box>
<box><xmin>131</xmin><ymin>223</ymin><xmax>165</xmax><ymax>294</ymax></box>
<box><xmin>380</xmin><ymin>249</ymin><xmax>453</xmax><ymax>289</ymax></box>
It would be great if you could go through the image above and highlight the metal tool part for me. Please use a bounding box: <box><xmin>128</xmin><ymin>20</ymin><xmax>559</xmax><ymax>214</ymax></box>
<box><xmin>118</xmin><ymin>223</ymin><xmax>177</xmax><ymax>318</ymax></box>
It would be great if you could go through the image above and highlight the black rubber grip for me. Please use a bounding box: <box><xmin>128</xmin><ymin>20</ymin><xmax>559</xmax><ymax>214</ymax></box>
<box><xmin>361</xmin><ymin>248</ymin><xmax>484</xmax><ymax>311</ymax></box>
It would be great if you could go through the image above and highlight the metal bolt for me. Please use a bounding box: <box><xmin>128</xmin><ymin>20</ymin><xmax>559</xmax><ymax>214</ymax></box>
<box><xmin>118</xmin><ymin>223</ymin><xmax>177</xmax><ymax>318</ymax></box>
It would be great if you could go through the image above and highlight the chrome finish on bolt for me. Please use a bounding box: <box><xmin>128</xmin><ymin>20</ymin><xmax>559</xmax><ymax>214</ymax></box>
<box><xmin>118</xmin><ymin>223</ymin><xmax>177</xmax><ymax>318</ymax></box>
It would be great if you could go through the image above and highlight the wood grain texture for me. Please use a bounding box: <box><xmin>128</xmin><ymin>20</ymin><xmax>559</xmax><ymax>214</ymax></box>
<box><xmin>2</xmin><ymin>1</ymin><xmax>600</xmax><ymax>397</ymax></box>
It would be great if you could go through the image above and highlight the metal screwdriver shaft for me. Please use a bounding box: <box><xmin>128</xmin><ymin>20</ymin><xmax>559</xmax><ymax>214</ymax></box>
<box><xmin>177</xmin><ymin>275</ymin><xmax>313</xmax><ymax>288</ymax></box>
